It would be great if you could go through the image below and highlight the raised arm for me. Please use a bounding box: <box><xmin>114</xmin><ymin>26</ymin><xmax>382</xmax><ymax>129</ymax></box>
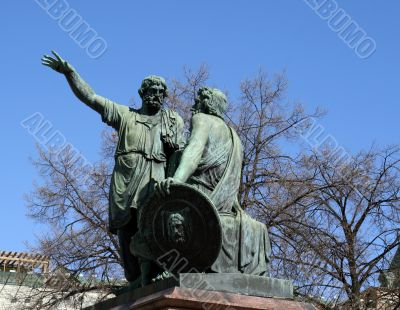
<box><xmin>41</xmin><ymin>51</ymin><xmax>106</xmax><ymax>114</ymax></box>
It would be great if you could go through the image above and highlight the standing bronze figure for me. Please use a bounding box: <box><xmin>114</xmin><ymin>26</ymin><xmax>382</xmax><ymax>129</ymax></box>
<box><xmin>42</xmin><ymin>51</ymin><xmax>185</xmax><ymax>289</ymax></box>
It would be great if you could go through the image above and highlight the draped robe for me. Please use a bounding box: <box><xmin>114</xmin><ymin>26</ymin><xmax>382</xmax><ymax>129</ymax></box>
<box><xmin>101</xmin><ymin>99</ymin><xmax>184</xmax><ymax>233</ymax></box>
<box><xmin>188</xmin><ymin>122</ymin><xmax>271</xmax><ymax>275</ymax></box>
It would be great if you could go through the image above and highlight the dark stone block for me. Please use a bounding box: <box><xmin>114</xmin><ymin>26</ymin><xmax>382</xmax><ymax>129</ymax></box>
<box><xmin>178</xmin><ymin>273</ymin><xmax>293</xmax><ymax>299</ymax></box>
<box><xmin>85</xmin><ymin>273</ymin><xmax>295</xmax><ymax>309</ymax></box>
<box><xmin>87</xmin><ymin>286</ymin><xmax>314</xmax><ymax>310</ymax></box>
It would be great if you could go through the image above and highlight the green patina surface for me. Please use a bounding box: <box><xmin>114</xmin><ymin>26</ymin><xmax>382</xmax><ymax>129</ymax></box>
<box><xmin>42</xmin><ymin>52</ymin><xmax>273</xmax><ymax>293</ymax></box>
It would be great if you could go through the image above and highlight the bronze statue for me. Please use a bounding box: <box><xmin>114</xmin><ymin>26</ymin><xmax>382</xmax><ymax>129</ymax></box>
<box><xmin>41</xmin><ymin>51</ymin><xmax>185</xmax><ymax>289</ymax></box>
<box><xmin>42</xmin><ymin>51</ymin><xmax>271</xmax><ymax>290</ymax></box>
<box><xmin>157</xmin><ymin>87</ymin><xmax>271</xmax><ymax>275</ymax></box>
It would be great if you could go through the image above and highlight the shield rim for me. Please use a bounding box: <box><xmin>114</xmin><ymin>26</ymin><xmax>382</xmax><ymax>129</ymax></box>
<box><xmin>139</xmin><ymin>183</ymin><xmax>222</xmax><ymax>271</ymax></box>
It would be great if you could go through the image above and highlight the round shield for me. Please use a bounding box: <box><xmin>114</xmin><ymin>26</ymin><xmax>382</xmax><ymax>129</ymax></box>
<box><xmin>139</xmin><ymin>183</ymin><xmax>222</xmax><ymax>272</ymax></box>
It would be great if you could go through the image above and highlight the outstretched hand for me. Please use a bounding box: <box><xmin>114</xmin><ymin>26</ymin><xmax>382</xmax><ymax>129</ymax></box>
<box><xmin>41</xmin><ymin>50</ymin><xmax>72</xmax><ymax>74</ymax></box>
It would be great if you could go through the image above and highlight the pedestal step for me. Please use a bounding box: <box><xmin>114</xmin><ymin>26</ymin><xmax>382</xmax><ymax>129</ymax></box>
<box><xmin>86</xmin><ymin>274</ymin><xmax>314</xmax><ymax>310</ymax></box>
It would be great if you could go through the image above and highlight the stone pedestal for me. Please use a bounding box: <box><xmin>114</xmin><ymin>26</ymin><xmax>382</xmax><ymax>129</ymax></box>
<box><xmin>178</xmin><ymin>273</ymin><xmax>293</xmax><ymax>299</ymax></box>
<box><xmin>86</xmin><ymin>274</ymin><xmax>315</xmax><ymax>310</ymax></box>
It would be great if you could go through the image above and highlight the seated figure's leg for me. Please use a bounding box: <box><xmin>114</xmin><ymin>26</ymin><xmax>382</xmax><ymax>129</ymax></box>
<box><xmin>239</xmin><ymin>211</ymin><xmax>271</xmax><ymax>276</ymax></box>
<box><xmin>211</xmin><ymin>212</ymin><xmax>240</xmax><ymax>273</ymax></box>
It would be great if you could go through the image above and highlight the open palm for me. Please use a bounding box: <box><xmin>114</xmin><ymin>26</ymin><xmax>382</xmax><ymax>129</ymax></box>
<box><xmin>41</xmin><ymin>50</ymin><xmax>71</xmax><ymax>74</ymax></box>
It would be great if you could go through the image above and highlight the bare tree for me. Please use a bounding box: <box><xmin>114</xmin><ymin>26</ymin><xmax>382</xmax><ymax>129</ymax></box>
<box><xmin>20</xmin><ymin>65</ymin><xmax>399</xmax><ymax>310</ymax></box>
<box><xmin>228</xmin><ymin>70</ymin><xmax>400</xmax><ymax>309</ymax></box>
<box><xmin>272</xmin><ymin>146</ymin><xmax>400</xmax><ymax>309</ymax></box>
<box><xmin>233</xmin><ymin>70</ymin><xmax>322</xmax><ymax>211</ymax></box>
<box><xmin>19</xmin><ymin>136</ymin><xmax>120</xmax><ymax>309</ymax></box>
<box><xmin>166</xmin><ymin>63</ymin><xmax>210</xmax><ymax>126</ymax></box>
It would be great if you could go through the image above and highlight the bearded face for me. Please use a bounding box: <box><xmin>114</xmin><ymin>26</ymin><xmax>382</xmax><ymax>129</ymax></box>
<box><xmin>142</xmin><ymin>84</ymin><xmax>165</xmax><ymax>113</ymax></box>
<box><xmin>168</xmin><ymin>213</ymin><xmax>186</xmax><ymax>245</ymax></box>
<box><xmin>192</xmin><ymin>91</ymin><xmax>211</xmax><ymax>115</ymax></box>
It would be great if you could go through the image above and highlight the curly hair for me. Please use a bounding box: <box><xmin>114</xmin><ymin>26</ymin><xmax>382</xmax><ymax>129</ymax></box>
<box><xmin>197</xmin><ymin>87</ymin><xmax>228</xmax><ymax>119</ymax></box>
<box><xmin>138</xmin><ymin>75</ymin><xmax>168</xmax><ymax>98</ymax></box>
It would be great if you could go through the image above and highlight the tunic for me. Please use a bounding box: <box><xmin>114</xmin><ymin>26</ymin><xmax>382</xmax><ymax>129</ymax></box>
<box><xmin>101</xmin><ymin>99</ymin><xmax>184</xmax><ymax>233</ymax></box>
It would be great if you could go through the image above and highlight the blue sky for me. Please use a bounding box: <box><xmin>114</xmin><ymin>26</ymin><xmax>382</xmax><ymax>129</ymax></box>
<box><xmin>0</xmin><ymin>1</ymin><xmax>399</xmax><ymax>252</ymax></box>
